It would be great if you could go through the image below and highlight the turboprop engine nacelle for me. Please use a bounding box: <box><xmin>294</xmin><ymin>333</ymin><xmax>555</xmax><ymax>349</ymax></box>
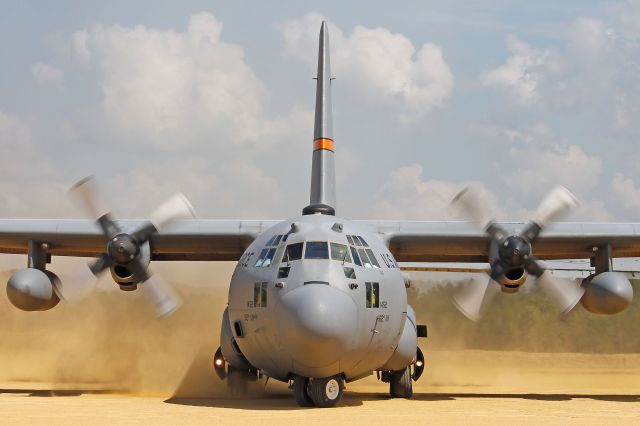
<box><xmin>109</xmin><ymin>242</ymin><xmax>151</xmax><ymax>290</ymax></box>
<box><xmin>6</xmin><ymin>268</ymin><xmax>61</xmax><ymax>311</ymax></box>
<box><xmin>580</xmin><ymin>272</ymin><xmax>633</xmax><ymax>314</ymax></box>
<box><xmin>497</xmin><ymin>268</ymin><xmax>527</xmax><ymax>293</ymax></box>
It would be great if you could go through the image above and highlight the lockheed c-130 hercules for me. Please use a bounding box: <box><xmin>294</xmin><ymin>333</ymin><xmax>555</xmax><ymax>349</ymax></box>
<box><xmin>2</xmin><ymin>22</ymin><xmax>640</xmax><ymax>408</ymax></box>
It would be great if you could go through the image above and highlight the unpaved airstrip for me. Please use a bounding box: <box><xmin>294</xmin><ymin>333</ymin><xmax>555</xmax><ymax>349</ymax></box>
<box><xmin>2</xmin><ymin>350</ymin><xmax>640</xmax><ymax>425</ymax></box>
<box><xmin>1</xmin><ymin>266</ymin><xmax>639</xmax><ymax>424</ymax></box>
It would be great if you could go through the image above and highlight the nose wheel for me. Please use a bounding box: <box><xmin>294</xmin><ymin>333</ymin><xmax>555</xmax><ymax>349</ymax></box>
<box><xmin>292</xmin><ymin>375</ymin><xmax>344</xmax><ymax>407</ymax></box>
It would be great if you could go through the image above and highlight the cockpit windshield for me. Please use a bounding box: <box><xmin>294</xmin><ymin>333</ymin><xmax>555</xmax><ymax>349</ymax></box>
<box><xmin>305</xmin><ymin>241</ymin><xmax>329</xmax><ymax>259</ymax></box>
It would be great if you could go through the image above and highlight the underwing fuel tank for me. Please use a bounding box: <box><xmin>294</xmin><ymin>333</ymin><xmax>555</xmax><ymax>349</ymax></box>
<box><xmin>580</xmin><ymin>272</ymin><xmax>633</xmax><ymax>314</ymax></box>
<box><xmin>6</xmin><ymin>268</ymin><xmax>61</xmax><ymax>311</ymax></box>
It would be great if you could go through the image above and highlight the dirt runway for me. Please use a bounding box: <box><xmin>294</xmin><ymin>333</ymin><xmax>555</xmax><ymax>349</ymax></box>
<box><xmin>2</xmin><ymin>350</ymin><xmax>640</xmax><ymax>425</ymax></box>
<box><xmin>2</xmin><ymin>265</ymin><xmax>640</xmax><ymax>424</ymax></box>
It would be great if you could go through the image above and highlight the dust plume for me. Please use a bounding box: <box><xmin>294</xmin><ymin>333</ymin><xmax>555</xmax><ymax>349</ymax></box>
<box><xmin>0</xmin><ymin>262</ymin><xmax>236</xmax><ymax>397</ymax></box>
<box><xmin>408</xmin><ymin>277</ymin><xmax>640</xmax><ymax>353</ymax></box>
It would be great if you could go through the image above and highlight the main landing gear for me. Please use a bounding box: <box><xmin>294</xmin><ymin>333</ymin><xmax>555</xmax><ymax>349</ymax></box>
<box><xmin>213</xmin><ymin>347</ymin><xmax>258</xmax><ymax>396</ymax></box>
<box><xmin>389</xmin><ymin>366</ymin><xmax>413</xmax><ymax>398</ymax></box>
<box><xmin>380</xmin><ymin>347</ymin><xmax>425</xmax><ymax>399</ymax></box>
<box><xmin>292</xmin><ymin>375</ymin><xmax>344</xmax><ymax>408</ymax></box>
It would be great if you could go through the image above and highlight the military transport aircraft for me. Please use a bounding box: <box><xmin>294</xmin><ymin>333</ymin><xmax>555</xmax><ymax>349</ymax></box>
<box><xmin>2</xmin><ymin>22</ymin><xmax>640</xmax><ymax>408</ymax></box>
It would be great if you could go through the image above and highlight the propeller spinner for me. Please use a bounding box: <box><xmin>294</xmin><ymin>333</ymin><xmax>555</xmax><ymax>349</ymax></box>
<box><xmin>451</xmin><ymin>185</ymin><xmax>585</xmax><ymax>321</ymax></box>
<box><xmin>69</xmin><ymin>177</ymin><xmax>194</xmax><ymax>317</ymax></box>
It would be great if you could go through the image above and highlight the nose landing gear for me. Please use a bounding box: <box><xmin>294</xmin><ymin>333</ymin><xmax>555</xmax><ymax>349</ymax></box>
<box><xmin>292</xmin><ymin>375</ymin><xmax>344</xmax><ymax>408</ymax></box>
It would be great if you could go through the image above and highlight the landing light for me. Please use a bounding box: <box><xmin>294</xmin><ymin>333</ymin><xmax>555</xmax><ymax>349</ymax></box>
<box><xmin>415</xmin><ymin>360</ymin><xmax>423</xmax><ymax>367</ymax></box>
<box><xmin>215</xmin><ymin>358</ymin><xmax>224</xmax><ymax>366</ymax></box>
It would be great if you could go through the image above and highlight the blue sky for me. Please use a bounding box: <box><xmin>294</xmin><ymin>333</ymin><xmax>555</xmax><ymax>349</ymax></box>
<box><xmin>0</xmin><ymin>1</ymin><xmax>639</xmax><ymax>221</ymax></box>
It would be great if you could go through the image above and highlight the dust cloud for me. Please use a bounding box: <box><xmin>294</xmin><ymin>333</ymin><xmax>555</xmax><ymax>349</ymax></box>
<box><xmin>2</xmin><ymin>265</ymin><xmax>640</xmax><ymax>399</ymax></box>
<box><xmin>0</xmin><ymin>262</ymin><xmax>236</xmax><ymax>397</ymax></box>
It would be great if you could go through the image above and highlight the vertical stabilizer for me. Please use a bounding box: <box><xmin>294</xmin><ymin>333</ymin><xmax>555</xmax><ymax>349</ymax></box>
<box><xmin>304</xmin><ymin>21</ymin><xmax>336</xmax><ymax>216</ymax></box>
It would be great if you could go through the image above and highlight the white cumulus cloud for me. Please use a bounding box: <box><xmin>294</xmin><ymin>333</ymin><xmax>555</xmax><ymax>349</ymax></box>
<box><xmin>31</xmin><ymin>62</ymin><xmax>63</xmax><ymax>83</ymax></box>
<box><xmin>612</xmin><ymin>173</ymin><xmax>640</xmax><ymax>213</ymax></box>
<box><xmin>282</xmin><ymin>12</ymin><xmax>454</xmax><ymax>122</ymax></box>
<box><xmin>72</xmin><ymin>12</ymin><xmax>308</xmax><ymax>149</ymax></box>
<box><xmin>482</xmin><ymin>35</ymin><xmax>549</xmax><ymax>105</ymax></box>
<box><xmin>372</xmin><ymin>163</ymin><xmax>500</xmax><ymax>220</ymax></box>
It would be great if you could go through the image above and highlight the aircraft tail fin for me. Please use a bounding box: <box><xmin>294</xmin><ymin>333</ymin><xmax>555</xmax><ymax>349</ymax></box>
<box><xmin>303</xmin><ymin>21</ymin><xmax>336</xmax><ymax>216</ymax></box>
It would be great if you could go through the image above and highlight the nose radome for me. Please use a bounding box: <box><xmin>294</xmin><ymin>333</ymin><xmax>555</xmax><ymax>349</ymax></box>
<box><xmin>277</xmin><ymin>284</ymin><xmax>357</xmax><ymax>368</ymax></box>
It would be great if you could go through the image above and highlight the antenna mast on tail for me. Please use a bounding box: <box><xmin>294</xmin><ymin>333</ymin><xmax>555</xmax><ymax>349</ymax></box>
<box><xmin>303</xmin><ymin>21</ymin><xmax>336</xmax><ymax>216</ymax></box>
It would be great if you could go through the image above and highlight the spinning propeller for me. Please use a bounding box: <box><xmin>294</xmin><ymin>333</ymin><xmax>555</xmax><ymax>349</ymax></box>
<box><xmin>451</xmin><ymin>185</ymin><xmax>585</xmax><ymax>321</ymax></box>
<box><xmin>68</xmin><ymin>177</ymin><xmax>195</xmax><ymax>317</ymax></box>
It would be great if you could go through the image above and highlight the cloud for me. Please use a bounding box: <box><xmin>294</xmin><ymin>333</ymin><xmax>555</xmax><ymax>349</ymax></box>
<box><xmin>31</xmin><ymin>63</ymin><xmax>63</xmax><ymax>83</ymax></box>
<box><xmin>483</xmin><ymin>12</ymin><xmax>638</xmax><ymax>131</ymax></box>
<box><xmin>612</xmin><ymin>173</ymin><xmax>640</xmax><ymax>213</ymax></box>
<box><xmin>503</xmin><ymin>144</ymin><xmax>602</xmax><ymax>198</ymax></box>
<box><xmin>282</xmin><ymin>12</ymin><xmax>454</xmax><ymax>122</ymax></box>
<box><xmin>72</xmin><ymin>12</ymin><xmax>307</xmax><ymax>149</ymax></box>
<box><xmin>617</xmin><ymin>0</ymin><xmax>640</xmax><ymax>41</ymax></box>
<box><xmin>372</xmin><ymin>163</ymin><xmax>500</xmax><ymax>220</ymax></box>
<box><xmin>481</xmin><ymin>35</ymin><xmax>549</xmax><ymax>105</ymax></box>
<box><xmin>0</xmin><ymin>112</ymin><xmax>73</xmax><ymax>217</ymax></box>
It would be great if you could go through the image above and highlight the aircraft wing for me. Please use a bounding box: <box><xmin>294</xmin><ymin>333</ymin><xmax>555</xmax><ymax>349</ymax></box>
<box><xmin>0</xmin><ymin>219</ymin><xmax>280</xmax><ymax>261</ymax></box>
<box><xmin>3</xmin><ymin>219</ymin><xmax>640</xmax><ymax>263</ymax></box>
<box><xmin>357</xmin><ymin>220</ymin><xmax>640</xmax><ymax>262</ymax></box>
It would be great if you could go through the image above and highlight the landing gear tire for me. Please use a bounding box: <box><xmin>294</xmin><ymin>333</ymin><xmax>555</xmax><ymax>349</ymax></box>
<box><xmin>308</xmin><ymin>375</ymin><xmax>344</xmax><ymax>408</ymax></box>
<box><xmin>389</xmin><ymin>366</ymin><xmax>413</xmax><ymax>398</ymax></box>
<box><xmin>227</xmin><ymin>366</ymin><xmax>249</xmax><ymax>396</ymax></box>
<box><xmin>292</xmin><ymin>376</ymin><xmax>314</xmax><ymax>407</ymax></box>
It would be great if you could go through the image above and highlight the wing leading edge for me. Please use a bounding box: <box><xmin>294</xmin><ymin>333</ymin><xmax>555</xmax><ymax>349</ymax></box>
<box><xmin>0</xmin><ymin>219</ymin><xmax>280</xmax><ymax>261</ymax></box>
<box><xmin>2</xmin><ymin>219</ymin><xmax>640</xmax><ymax>263</ymax></box>
<box><xmin>356</xmin><ymin>220</ymin><xmax>640</xmax><ymax>263</ymax></box>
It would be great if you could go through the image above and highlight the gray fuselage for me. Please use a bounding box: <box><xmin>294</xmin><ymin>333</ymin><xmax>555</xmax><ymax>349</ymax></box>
<box><xmin>226</xmin><ymin>213</ymin><xmax>409</xmax><ymax>381</ymax></box>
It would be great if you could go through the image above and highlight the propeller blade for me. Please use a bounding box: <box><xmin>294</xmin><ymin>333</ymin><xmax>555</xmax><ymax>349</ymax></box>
<box><xmin>88</xmin><ymin>253</ymin><xmax>113</xmax><ymax>275</ymax></box>
<box><xmin>452</xmin><ymin>278</ymin><xmax>501</xmax><ymax>321</ymax></box>
<box><xmin>69</xmin><ymin>176</ymin><xmax>120</xmax><ymax>238</ymax></box>
<box><xmin>451</xmin><ymin>185</ymin><xmax>495</xmax><ymax>230</ymax></box>
<box><xmin>142</xmin><ymin>274</ymin><xmax>182</xmax><ymax>318</ymax></box>
<box><xmin>531</xmin><ymin>186</ymin><xmax>579</xmax><ymax>229</ymax></box>
<box><xmin>536</xmin><ymin>270</ymin><xmax>585</xmax><ymax>316</ymax></box>
<box><xmin>149</xmin><ymin>193</ymin><xmax>195</xmax><ymax>231</ymax></box>
<box><xmin>69</xmin><ymin>176</ymin><xmax>109</xmax><ymax>219</ymax></box>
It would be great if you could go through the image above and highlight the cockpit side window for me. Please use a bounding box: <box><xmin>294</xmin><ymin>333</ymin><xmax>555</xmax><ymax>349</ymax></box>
<box><xmin>357</xmin><ymin>236</ymin><xmax>369</xmax><ymax>247</ymax></box>
<box><xmin>254</xmin><ymin>248</ymin><xmax>269</xmax><ymax>267</ymax></box>
<box><xmin>305</xmin><ymin>241</ymin><xmax>329</xmax><ymax>259</ymax></box>
<box><xmin>330</xmin><ymin>243</ymin><xmax>352</xmax><ymax>263</ymax></box>
<box><xmin>350</xmin><ymin>246</ymin><xmax>362</xmax><ymax>266</ymax></box>
<box><xmin>358</xmin><ymin>248</ymin><xmax>372</xmax><ymax>268</ymax></box>
<box><xmin>346</xmin><ymin>235</ymin><xmax>355</xmax><ymax>245</ymax></box>
<box><xmin>284</xmin><ymin>242</ymin><xmax>304</xmax><ymax>262</ymax></box>
<box><xmin>365</xmin><ymin>249</ymin><xmax>381</xmax><ymax>268</ymax></box>
<box><xmin>261</xmin><ymin>248</ymin><xmax>277</xmax><ymax>267</ymax></box>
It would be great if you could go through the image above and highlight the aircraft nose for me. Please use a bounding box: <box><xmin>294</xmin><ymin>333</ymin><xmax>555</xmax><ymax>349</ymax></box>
<box><xmin>276</xmin><ymin>284</ymin><xmax>357</xmax><ymax>368</ymax></box>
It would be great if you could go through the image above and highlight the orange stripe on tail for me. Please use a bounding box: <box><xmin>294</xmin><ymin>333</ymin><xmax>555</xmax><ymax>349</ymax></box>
<box><xmin>313</xmin><ymin>138</ymin><xmax>335</xmax><ymax>152</ymax></box>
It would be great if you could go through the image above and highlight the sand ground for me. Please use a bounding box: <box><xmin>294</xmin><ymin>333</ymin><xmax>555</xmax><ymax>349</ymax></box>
<box><xmin>2</xmin><ymin>350</ymin><xmax>639</xmax><ymax>425</ymax></box>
